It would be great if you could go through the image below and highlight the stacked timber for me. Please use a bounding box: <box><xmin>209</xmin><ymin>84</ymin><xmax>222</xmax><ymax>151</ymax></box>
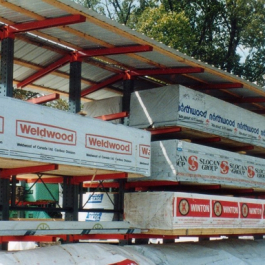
<box><xmin>129</xmin><ymin>85</ymin><xmax>265</xmax><ymax>148</ymax></box>
<box><xmin>124</xmin><ymin>192</ymin><xmax>265</xmax><ymax>235</ymax></box>
<box><xmin>0</xmin><ymin>96</ymin><xmax>150</xmax><ymax>178</ymax></box>
<box><xmin>83</xmin><ymin>97</ymin><xmax>122</xmax><ymax>124</ymax></box>
<box><xmin>79</xmin><ymin>192</ymin><xmax>117</xmax><ymax>221</ymax></box>
<box><xmin>125</xmin><ymin>85</ymin><xmax>265</xmax><ymax>235</ymax></box>
<box><xmin>144</xmin><ymin>139</ymin><xmax>265</xmax><ymax>189</ymax></box>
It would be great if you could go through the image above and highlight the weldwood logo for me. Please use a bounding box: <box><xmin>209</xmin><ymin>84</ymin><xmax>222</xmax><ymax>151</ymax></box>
<box><xmin>16</xmin><ymin>120</ymin><xmax>76</xmax><ymax>145</ymax></box>
<box><xmin>139</xmin><ymin>144</ymin><xmax>150</xmax><ymax>159</ymax></box>
<box><xmin>86</xmin><ymin>134</ymin><xmax>132</xmax><ymax>155</ymax></box>
<box><xmin>0</xmin><ymin>116</ymin><xmax>4</xmax><ymax>133</ymax></box>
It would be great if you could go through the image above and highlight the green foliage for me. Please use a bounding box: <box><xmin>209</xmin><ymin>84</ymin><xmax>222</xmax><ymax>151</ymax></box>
<box><xmin>135</xmin><ymin>5</ymin><xmax>196</xmax><ymax>54</ymax></box>
<box><xmin>13</xmin><ymin>89</ymin><xmax>70</xmax><ymax>111</ymax></box>
<box><xmin>73</xmin><ymin>0</ymin><xmax>265</xmax><ymax>86</ymax></box>
<box><xmin>46</xmin><ymin>98</ymin><xmax>69</xmax><ymax>111</ymax></box>
<box><xmin>13</xmin><ymin>89</ymin><xmax>39</xmax><ymax>101</ymax></box>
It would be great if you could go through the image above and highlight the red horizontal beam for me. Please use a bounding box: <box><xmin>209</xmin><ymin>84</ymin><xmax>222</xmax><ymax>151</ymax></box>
<box><xmin>251</xmin><ymin>109</ymin><xmax>265</xmax><ymax>114</ymax></box>
<box><xmin>226</xmin><ymin>145</ymin><xmax>254</xmax><ymax>152</ymax></box>
<box><xmin>81</xmin><ymin>74</ymin><xmax>123</xmax><ymax>96</ymax></box>
<box><xmin>69</xmin><ymin>234</ymin><xmax>126</xmax><ymax>241</ymax></box>
<box><xmin>0</xmin><ymin>236</ymin><xmax>57</xmax><ymax>243</ymax></box>
<box><xmin>191</xmin><ymin>137</ymin><xmax>221</xmax><ymax>144</ymax></box>
<box><xmin>83</xmin><ymin>182</ymin><xmax>120</xmax><ymax>188</ymax></box>
<box><xmin>9</xmin><ymin>14</ymin><xmax>86</xmax><ymax>33</ymax></box>
<box><xmin>21</xmin><ymin>177</ymin><xmax>63</xmax><ymax>183</ymax></box>
<box><xmin>17</xmin><ymin>55</ymin><xmax>70</xmax><ymax>88</ymax></box>
<box><xmin>0</xmin><ymin>164</ymin><xmax>58</xmax><ymax>178</ymax></box>
<box><xmin>226</xmin><ymin>97</ymin><xmax>265</xmax><ymax>104</ymax></box>
<box><xmin>223</xmin><ymin>188</ymin><xmax>254</xmax><ymax>194</ymax></box>
<box><xmin>194</xmin><ymin>83</ymin><xmax>243</xmax><ymax>90</ymax></box>
<box><xmin>72</xmin><ymin>173</ymin><xmax>128</xmax><ymax>184</ymax></box>
<box><xmin>27</xmin><ymin>93</ymin><xmax>60</xmax><ymax>104</ymax></box>
<box><xmin>78</xmin><ymin>45</ymin><xmax>153</xmax><ymax>58</ymax></box>
<box><xmin>147</xmin><ymin>127</ymin><xmax>182</xmax><ymax>135</ymax></box>
<box><xmin>95</xmin><ymin>111</ymin><xmax>129</xmax><ymax>121</ymax></box>
<box><xmin>130</xmin><ymin>67</ymin><xmax>204</xmax><ymax>76</ymax></box>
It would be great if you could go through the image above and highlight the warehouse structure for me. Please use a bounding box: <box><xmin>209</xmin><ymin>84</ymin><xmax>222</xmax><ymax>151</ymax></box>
<box><xmin>1</xmin><ymin>0</ymin><xmax>265</xmax><ymax>251</ymax></box>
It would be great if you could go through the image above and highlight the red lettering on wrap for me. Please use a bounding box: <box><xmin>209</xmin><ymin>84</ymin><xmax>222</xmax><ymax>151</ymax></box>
<box><xmin>139</xmin><ymin>144</ymin><xmax>150</xmax><ymax>159</ymax></box>
<box><xmin>16</xmin><ymin>120</ymin><xmax>76</xmax><ymax>145</ymax></box>
<box><xmin>86</xmin><ymin>134</ymin><xmax>132</xmax><ymax>155</ymax></box>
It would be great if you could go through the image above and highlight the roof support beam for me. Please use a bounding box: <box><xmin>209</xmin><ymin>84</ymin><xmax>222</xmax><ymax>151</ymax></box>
<box><xmin>129</xmin><ymin>67</ymin><xmax>204</xmax><ymax>77</ymax></box>
<box><xmin>81</xmin><ymin>74</ymin><xmax>124</xmax><ymax>96</ymax></box>
<box><xmin>17</xmin><ymin>55</ymin><xmax>71</xmax><ymax>88</ymax></box>
<box><xmin>27</xmin><ymin>93</ymin><xmax>60</xmax><ymax>104</ymax></box>
<box><xmin>0</xmin><ymin>14</ymin><xmax>86</xmax><ymax>39</ymax></box>
<box><xmin>78</xmin><ymin>45</ymin><xmax>152</xmax><ymax>58</ymax></box>
<box><xmin>17</xmin><ymin>45</ymin><xmax>151</xmax><ymax>89</ymax></box>
<box><xmin>0</xmin><ymin>164</ymin><xmax>59</xmax><ymax>178</ymax></box>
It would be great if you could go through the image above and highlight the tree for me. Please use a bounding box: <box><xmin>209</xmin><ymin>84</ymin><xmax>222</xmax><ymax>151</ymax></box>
<box><xmin>73</xmin><ymin>0</ymin><xmax>265</xmax><ymax>86</ymax></box>
<box><xmin>13</xmin><ymin>89</ymin><xmax>69</xmax><ymax>111</ymax></box>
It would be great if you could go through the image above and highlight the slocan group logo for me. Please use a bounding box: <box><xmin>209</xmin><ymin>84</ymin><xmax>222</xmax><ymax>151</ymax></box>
<box><xmin>16</xmin><ymin>120</ymin><xmax>76</xmax><ymax>145</ymax></box>
<box><xmin>188</xmin><ymin>155</ymin><xmax>198</xmax><ymax>171</ymax></box>
<box><xmin>247</xmin><ymin>166</ymin><xmax>255</xmax><ymax>178</ymax></box>
<box><xmin>220</xmin><ymin>161</ymin><xmax>229</xmax><ymax>174</ymax></box>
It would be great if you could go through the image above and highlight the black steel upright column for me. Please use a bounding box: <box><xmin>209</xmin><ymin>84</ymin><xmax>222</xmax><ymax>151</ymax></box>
<box><xmin>0</xmin><ymin>36</ymin><xmax>14</xmax><ymax>250</ymax></box>
<box><xmin>122</xmin><ymin>78</ymin><xmax>134</xmax><ymax>125</ymax></box>
<box><xmin>115</xmin><ymin>78</ymin><xmax>135</xmax><ymax>223</ymax></box>
<box><xmin>63</xmin><ymin>176</ymin><xmax>79</xmax><ymax>221</ymax></box>
<box><xmin>69</xmin><ymin>60</ymin><xmax>81</xmax><ymax>114</ymax></box>
<box><xmin>64</xmin><ymin>60</ymin><xmax>82</xmax><ymax>221</ymax></box>
<box><xmin>0</xmin><ymin>37</ymin><xmax>14</xmax><ymax>97</ymax></box>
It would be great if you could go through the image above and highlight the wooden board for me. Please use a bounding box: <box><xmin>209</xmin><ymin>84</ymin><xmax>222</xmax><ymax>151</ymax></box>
<box><xmin>0</xmin><ymin>157</ymin><xmax>142</xmax><ymax>178</ymax></box>
<box><xmin>142</xmin><ymin>228</ymin><xmax>265</xmax><ymax>236</ymax></box>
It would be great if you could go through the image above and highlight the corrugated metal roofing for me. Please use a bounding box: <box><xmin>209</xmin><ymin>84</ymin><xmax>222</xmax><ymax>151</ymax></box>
<box><xmin>1</xmin><ymin>0</ymin><xmax>265</xmax><ymax>109</ymax></box>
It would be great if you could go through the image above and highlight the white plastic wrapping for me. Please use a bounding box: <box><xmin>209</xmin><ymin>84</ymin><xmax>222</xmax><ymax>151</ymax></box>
<box><xmin>129</xmin><ymin>85</ymin><xmax>265</xmax><ymax>148</ymax></box>
<box><xmin>79</xmin><ymin>192</ymin><xmax>116</xmax><ymax>221</ymax></box>
<box><xmin>124</xmin><ymin>192</ymin><xmax>265</xmax><ymax>230</ymax></box>
<box><xmin>83</xmin><ymin>97</ymin><xmax>122</xmax><ymax>124</ymax></box>
<box><xmin>147</xmin><ymin>139</ymin><xmax>265</xmax><ymax>188</ymax></box>
<box><xmin>0</xmin><ymin>96</ymin><xmax>150</xmax><ymax>176</ymax></box>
